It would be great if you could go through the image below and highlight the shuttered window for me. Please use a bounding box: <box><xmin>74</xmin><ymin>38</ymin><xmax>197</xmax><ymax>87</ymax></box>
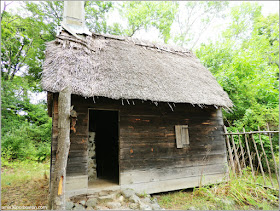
<box><xmin>175</xmin><ymin>125</ymin><xmax>189</xmax><ymax>148</ymax></box>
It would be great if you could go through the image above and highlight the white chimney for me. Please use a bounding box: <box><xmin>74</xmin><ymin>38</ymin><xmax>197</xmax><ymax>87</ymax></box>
<box><xmin>61</xmin><ymin>1</ymin><xmax>91</xmax><ymax>38</ymax></box>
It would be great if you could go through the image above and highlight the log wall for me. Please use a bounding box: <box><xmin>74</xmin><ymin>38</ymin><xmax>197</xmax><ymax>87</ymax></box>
<box><xmin>50</xmin><ymin>95</ymin><xmax>228</xmax><ymax>194</ymax></box>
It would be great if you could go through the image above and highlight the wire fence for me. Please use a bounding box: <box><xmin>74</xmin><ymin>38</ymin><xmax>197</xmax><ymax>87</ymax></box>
<box><xmin>223</xmin><ymin>124</ymin><xmax>279</xmax><ymax>189</ymax></box>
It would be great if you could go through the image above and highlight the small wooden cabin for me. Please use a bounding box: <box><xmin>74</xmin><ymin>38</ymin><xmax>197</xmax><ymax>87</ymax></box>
<box><xmin>42</xmin><ymin>30</ymin><xmax>233</xmax><ymax>196</ymax></box>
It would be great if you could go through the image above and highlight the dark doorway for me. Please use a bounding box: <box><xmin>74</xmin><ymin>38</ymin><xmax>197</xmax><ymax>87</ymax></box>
<box><xmin>89</xmin><ymin>110</ymin><xmax>119</xmax><ymax>184</ymax></box>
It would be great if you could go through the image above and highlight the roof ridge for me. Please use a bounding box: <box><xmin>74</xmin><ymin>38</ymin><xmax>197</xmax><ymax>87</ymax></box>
<box><xmin>91</xmin><ymin>32</ymin><xmax>195</xmax><ymax>58</ymax></box>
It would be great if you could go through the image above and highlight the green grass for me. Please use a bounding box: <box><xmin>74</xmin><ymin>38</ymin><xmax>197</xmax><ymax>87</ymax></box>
<box><xmin>1</xmin><ymin>158</ymin><xmax>50</xmax><ymax>187</ymax></box>
<box><xmin>155</xmin><ymin>170</ymin><xmax>279</xmax><ymax>210</ymax></box>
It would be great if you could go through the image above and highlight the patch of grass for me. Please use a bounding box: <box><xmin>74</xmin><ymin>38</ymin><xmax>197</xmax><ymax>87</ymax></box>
<box><xmin>137</xmin><ymin>191</ymin><xmax>149</xmax><ymax>198</ymax></box>
<box><xmin>1</xmin><ymin>158</ymin><xmax>50</xmax><ymax>208</ymax></box>
<box><xmin>155</xmin><ymin>170</ymin><xmax>279</xmax><ymax>210</ymax></box>
<box><xmin>1</xmin><ymin>158</ymin><xmax>50</xmax><ymax>186</ymax></box>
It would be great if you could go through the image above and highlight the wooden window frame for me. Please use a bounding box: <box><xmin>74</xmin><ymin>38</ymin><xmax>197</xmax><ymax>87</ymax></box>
<box><xmin>175</xmin><ymin>125</ymin><xmax>189</xmax><ymax>148</ymax></box>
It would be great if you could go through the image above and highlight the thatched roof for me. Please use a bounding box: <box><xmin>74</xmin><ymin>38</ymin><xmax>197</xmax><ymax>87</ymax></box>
<box><xmin>42</xmin><ymin>31</ymin><xmax>233</xmax><ymax>108</ymax></box>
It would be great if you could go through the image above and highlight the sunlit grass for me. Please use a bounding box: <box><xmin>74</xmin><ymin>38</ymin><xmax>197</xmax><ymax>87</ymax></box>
<box><xmin>156</xmin><ymin>169</ymin><xmax>279</xmax><ymax>210</ymax></box>
<box><xmin>1</xmin><ymin>159</ymin><xmax>50</xmax><ymax>208</ymax></box>
<box><xmin>1</xmin><ymin>158</ymin><xmax>50</xmax><ymax>187</ymax></box>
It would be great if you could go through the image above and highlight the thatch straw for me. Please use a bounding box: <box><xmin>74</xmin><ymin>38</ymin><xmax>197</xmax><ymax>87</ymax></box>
<box><xmin>42</xmin><ymin>31</ymin><xmax>233</xmax><ymax>108</ymax></box>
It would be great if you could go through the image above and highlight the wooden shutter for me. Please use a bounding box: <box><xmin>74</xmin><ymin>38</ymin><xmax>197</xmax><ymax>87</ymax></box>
<box><xmin>175</xmin><ymin>125</ymin><xmax>183</xmax><ymax>148</ymax></box>
<box><xmin>181</xmin><ymin>125</ymin><xmax>189</xmax><ymax>147</ymax></box>
<box><xmin>175</xmin><ymin>125</ymin><xmax>189</xmax><ymax>148</ymax></box>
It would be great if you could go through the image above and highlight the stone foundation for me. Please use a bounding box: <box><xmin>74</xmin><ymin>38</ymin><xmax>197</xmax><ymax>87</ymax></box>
<box><xmin>88</xmin><ymin>132</ymin><xmax>97</xmax><ymax>182</ymax></box>
<box><xmin>66</xmin><ymin>189</ymin><xmax>164</xmax><ymax>210</ymax></box>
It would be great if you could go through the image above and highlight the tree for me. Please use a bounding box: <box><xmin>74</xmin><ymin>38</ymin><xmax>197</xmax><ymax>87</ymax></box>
<box><xmin>1</xmin><ymin>2</ymin><xmax>54</xmax><ymax>161</ymax></box>
<box><xmin>1</xmin><ymin>10</ymin><xmax>53</xmax><ymax>85</ymax></box>
<box><xmin>84</xmin><ymin>1</ymin><xmax>114</xmax><ymax>33</ymax></box>
<box><xmin>196</xmin><ymin>3</ymin><xmax>279</xmax><ymax>131</ymax></box>
<box><xmin>119</xmin><ymin>1</ymin><xmax>179</xmax><ymax>43</ymax></box>
<box><xmin>0</xmin><ymin>1</ymin><xmax>120</xmax><ymax>163</ymax></box>
<box><xmin>172</xmin><ymin>1</ymin><xmax>229</xmax><ymax>49</ymax></box>
<box><xmin>1</xmin><ymin>76</ymin><xmax>52</xmax><ymax>161</ymax></box>
<box><xmin>222</xmin><ymin>2</ymin><xmax>262</xmax><ymax>42</ymax></box>
<box><xmin>24</xmin><ymin>1</ymin><xmax>114</xmax><ymax>34</ymax></box>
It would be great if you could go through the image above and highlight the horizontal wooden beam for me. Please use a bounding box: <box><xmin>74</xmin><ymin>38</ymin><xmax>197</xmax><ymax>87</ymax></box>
<box><xmin>223</xmin><ymin>131</ymin><xmax>279</xmax><ymax>135</ymax></box>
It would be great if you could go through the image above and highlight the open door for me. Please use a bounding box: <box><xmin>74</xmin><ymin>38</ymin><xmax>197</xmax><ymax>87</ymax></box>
<box><xmin>88</xmin><ymin>109</ymin><xmax>119</xmax><ymax>184</ymax></box>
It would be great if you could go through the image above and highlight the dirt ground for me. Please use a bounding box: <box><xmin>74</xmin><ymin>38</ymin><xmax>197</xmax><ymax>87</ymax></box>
<box><xmin>1</xmin><ymin>176</ymin><xmax>49</xmax><ymax>209</ymax></box>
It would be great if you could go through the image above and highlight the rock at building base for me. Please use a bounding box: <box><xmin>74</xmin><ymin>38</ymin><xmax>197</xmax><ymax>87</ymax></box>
<box><xmin>106</xmin><ymin>202</ymin><xmax>122</xmax><ymax>209</ymax></box>
<box><xmin>66</xmin><ymin>201</ymin><xmax>74</xmax><ymax>210</ymax></box>
<box><xmin>86</xmin><ymin>198</ymin><xmax>97</xmax><ymax>208</ymax></box>
<box><xmin>151</xmin><ymin>203</ymin><xmax>161</xmax><ymax>210</ymax></box>
<box><xmin>129</xmin><ymin>203</ymin><xmax>139</xmax><ymax>210</ymax></box>
<box><xmin>79</xmin><ymin>200</ymin><xmax>86</xmax><ymax>206</ymax></box>
<box><xmin>143</xmin><ymin>197</ymin><xmax>151</xmax><ymax>204</ymax></box>
<box><xmin>139</xmin><ymin>201</ymin><xmax>152</xmax><ymax>210</ymax></box>
<box><xmin>129</xmin><ymin>194</ymin><xmax>141</xmax><ymax>203</ymax></box>
<box><xmin>73</xmin><ymin>203</ymin><xmax>85</xmax><ymax>210</ymax></box>
<box><xmin>121</xmin><ymin>188</ymin><xmax>135</xmax><ymax>198</ymax></box>
<box><xmin>117</xmin><ymin>195</ymin><xmax>124</xmax><ymax>202</ymax></box>
<box><xmin>98</xmin><ymin>194</ymin><xmax>115</xmax><ymax>203</ymax></box>
<box><xmin>67</xmin><ymin>189</ymin><xmax>163</xmax><ymax>210</ymax></box>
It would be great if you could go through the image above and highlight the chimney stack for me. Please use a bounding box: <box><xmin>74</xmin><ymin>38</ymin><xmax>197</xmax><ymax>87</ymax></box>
<box><xmin>61</xmin><ymin>1</ymin><xmax>91</xmax><ymax>38</ymax></box>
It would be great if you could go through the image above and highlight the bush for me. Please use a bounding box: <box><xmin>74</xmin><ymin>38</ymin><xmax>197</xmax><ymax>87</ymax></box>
<box><xmin>1</xmin><ymin>77</ymin><xmax>52</xmax><ymax>162</ymax></box>
<box><xmin>1</xmin><ymin>120</ymin><xmax>51</xmax><ymax>161</ymax></box>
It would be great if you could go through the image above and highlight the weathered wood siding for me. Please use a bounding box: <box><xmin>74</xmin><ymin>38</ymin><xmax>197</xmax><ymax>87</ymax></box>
<box><xmin>117</xmin><ymin>99</ymin><xmax>228</xmax><ymax>193</ymax></box>
<box><xmin>50</xmin><ymin>95</ymin><xmax>228</xmax><ymax>194</ymax></box>
<box><xmin>50</xmin><ymin>93</ymin><xmax>58</xmax><ymax>177</ymax></box>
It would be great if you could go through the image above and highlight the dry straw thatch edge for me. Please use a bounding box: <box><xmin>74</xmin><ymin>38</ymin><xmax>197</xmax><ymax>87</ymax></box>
<box><xmin>42</xmin><ymin>31</ymin><xmax>233</xmax><ymax>108</ymax></box>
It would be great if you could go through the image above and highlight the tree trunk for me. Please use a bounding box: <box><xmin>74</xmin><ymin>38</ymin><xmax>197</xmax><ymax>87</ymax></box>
<box><xmin>48</xmin><ymin>86</ymin><xmax>71</xmax><ymax>210</ymax></box>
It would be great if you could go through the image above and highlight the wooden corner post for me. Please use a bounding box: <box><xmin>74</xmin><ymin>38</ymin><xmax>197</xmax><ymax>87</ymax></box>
<box><xmin>48</xmin><ymin>86</ymin><xmax>71</xmax><ymax>210</ymax></box>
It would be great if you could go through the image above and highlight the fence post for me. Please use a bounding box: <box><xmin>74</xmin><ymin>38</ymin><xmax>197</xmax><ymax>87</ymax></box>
<box><xmin>243</xmin><ymin>128</ymin><xmax>255</xmax><ymax>177</ymax></box>
<box><xmin>251</xmin><ymin>133</ymin><xmax>266</xmax><ymax>185</ymax></box>
<box><xmin>224</xmin><ymin>126</ymin><xmax>235</xmax><ymax>175</ymax></box>
<box><xmin>266</xmin><ymin>124</ymin><xmax>279</xmax><ymax>187</ymax></box>
<box><xmin>237</xmin><ymin>130</ymin><xmax>246</xmax><ymax>169</ymax></box>
<box><xmin>258</xmin><ymin>126</ymin><xmax>274</xmax><ymax>187</ymax></box>
<box><xmin>230</xmin><ymin>132</ymin><xmax>242</xmax><ymax>174</ymax></box>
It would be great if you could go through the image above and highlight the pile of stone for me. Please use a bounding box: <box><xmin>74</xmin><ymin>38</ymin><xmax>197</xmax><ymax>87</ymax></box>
<box><xmin>88</xmin><ymin>132</ymin><xmax>97</xmax><ymax>181</ymax></box>
<box><xmin>66</xmin><ymin>189</ymin><xmax>164</xmax><ymax>210</ymax></box>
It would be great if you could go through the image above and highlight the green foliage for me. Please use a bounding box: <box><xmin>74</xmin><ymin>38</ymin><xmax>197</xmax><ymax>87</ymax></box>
<box><xmin>24</xmin><ymin>1</ymin><xmax>114</xmax><ymax>35</ymax></box>
<box><xmin>222</xmin><ymin>2</ymin><xmax>262</xmax><ymax>41</ymax></box>
<box><xmin>1</xmin><ymin>77</ymin><xmax>51</xmax><ymax>161</ymax></box>
<box><xmin>172</xmin><ymin>1</ymin><xmax>229</xmax><ymax>49</ymax></box>
<box><xmin>196</xmin><ymin>3</ymin><xmax>279</xmax><ymax>132</ymax></box>
<box><xmin>85</xmin><ymin>1</ymin><xmax>114</xmax><ymax>33</ymax></box>
<box><xmin>0</xmin><ymin>1</ymin><xmax>116</xmax><ymax>163</ymax></box>
<box><xmin>119</xmin><ymin>1</ymin><xmax>179</xmax><ymax>43</ymax></box>
<box><xmin>1</xmin><ymin>122</ymin><xmax>51</xmax><ymax>161</ymax></box>
<box><xmin>1</xmin><ymin>9</ymin><xmax>53</xmax><ymax>86</ymax></box>
<box><xmin>23</xmin><ymin>1</ymin><xmax>62</xmax><ymax>36</ymax></box>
